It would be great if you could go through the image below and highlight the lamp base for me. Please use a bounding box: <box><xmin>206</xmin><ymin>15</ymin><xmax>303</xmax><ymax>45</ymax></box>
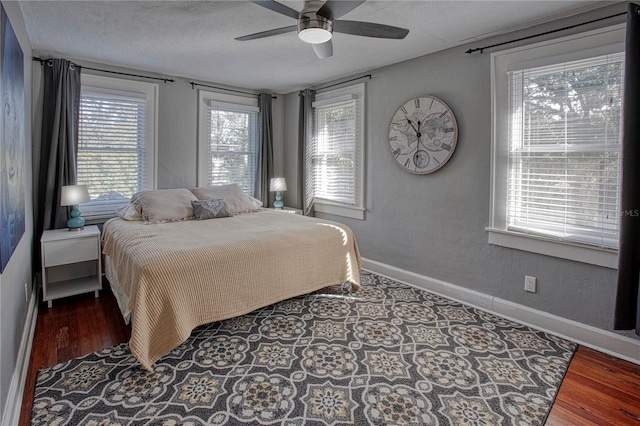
<box><xmin>67</xmin><ymin>206</ymin><xmax>85</xmax><ymax>231</ymax></box>
<box><xmin>273</xmin><ymin>192</ymin><xmax>284</xmax><ymax>209</ymax></box>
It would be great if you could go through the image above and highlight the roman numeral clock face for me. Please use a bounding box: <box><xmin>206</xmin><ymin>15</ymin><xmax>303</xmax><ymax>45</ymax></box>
<box><xmin>388</xmin><ymin>95</ymin><xmax>458</xmax><ymax>174</ymax></box>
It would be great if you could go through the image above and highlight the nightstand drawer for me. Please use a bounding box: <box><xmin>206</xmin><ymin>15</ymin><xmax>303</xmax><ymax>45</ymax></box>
<box><xmin>44</xmin><ymin>237</ymin><xmax>98</xmax><ymax>267</ymax></box>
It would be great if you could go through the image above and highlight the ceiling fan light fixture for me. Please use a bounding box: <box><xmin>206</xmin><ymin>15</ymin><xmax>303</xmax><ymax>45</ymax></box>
<box><xmin>239</xmin><ymin>0</ymin><xmax>409</xmax><ymax>59</ymax></box>
<box><xmin>298</xmin><ymin>27</ymin><xmax>332</xmax><ymax>44</ymax></box>
<box><xmin>298</xmin><ymin>15</ymin><xmax>333</xmax><ymax>44</ymax></box>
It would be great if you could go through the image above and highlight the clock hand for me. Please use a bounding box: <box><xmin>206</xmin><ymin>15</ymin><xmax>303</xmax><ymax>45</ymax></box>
<box><xmin>416</xmin><ymin>121</ymin><xmax>430</xmax><ymax>151</ymax></box>
<box><xmin>405</xmin><ymin>116</ymin><xmax>420</xmax><ymax>135</ymax></box>
<box><xmin>412</xmin><ymin>119</ymin><xmax>422</xmax><ymax>138</ymax></box>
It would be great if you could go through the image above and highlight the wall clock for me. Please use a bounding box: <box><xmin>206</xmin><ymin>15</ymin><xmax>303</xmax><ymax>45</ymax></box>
<box><xmin>388</xmin><ymin>95</ymin><xmax>458</xmax><ymax>174</ymax></box>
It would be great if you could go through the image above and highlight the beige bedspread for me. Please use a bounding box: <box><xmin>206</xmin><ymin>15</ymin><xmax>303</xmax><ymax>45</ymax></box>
<box><xmin>102</xmin><ymin>210</ymin><xmax>361</xmax><ymax>370</ymax></box>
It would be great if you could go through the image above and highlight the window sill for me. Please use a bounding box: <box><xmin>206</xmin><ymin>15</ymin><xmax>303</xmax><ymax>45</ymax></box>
<box><xmin>314</xmin><ymin>201</ymin><xmax>365</xmax><ymax>220</ymax></box>
<box><xmin>486</xmin><ymin>228</ymin><xmax>617</xmax><ymax>269</ymax></box>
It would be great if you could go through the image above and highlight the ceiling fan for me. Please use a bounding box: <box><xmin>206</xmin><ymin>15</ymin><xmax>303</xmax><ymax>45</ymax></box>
<box><xmin>235</xmin><ymin>0</ymin><xmax>409</xmax><ymax>59</ymax></box>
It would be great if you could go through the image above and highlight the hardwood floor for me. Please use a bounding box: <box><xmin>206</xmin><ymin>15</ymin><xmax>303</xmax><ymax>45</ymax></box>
<box><xmin>547</xmin><ymin>346</ymin><xmax>640</xmax><ymax>425</ymax></box>
<box><xmin>19</xmin><ymin>285</ymin><xmax>640</xmax><ymax>426</ymax></box>
<box><xmin>19</xmin><ymin>284</ymin><xmax>130</xmax><ymax>426</ymax></box>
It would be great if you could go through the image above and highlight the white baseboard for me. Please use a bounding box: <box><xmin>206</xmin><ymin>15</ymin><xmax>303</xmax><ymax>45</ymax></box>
<box><xmin>361</xmin><ymin>258</ymin><xmax>640</xmax><ymax>365</ymax></box>
<box><xmin>2</xmin><ymin>279</ymin><xmax>38</xmax><ymax>426</ymax></box>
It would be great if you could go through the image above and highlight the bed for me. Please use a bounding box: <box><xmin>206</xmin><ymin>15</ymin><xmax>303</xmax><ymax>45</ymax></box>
<box><xmin>102</xmin><ymin>192</ymin><xmax>361</xmax><ymax>371</ymax></box>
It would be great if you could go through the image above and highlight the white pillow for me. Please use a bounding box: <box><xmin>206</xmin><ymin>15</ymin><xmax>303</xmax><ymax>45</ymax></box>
<box><xmin>116</xmin><ymin>203</ymin><xmax>142</xmax><ymax>221</ymax></box>
<box><xmin>248</xmin><ymin>195</ymin><xmax>264</xmax><ymax>208</ymax></box>
<box><xmin>131</xmin><ymin>188</ymin><xmax>198</xmax><ymax>223</ymax></box>
<box><xmin>190</xmin><ymin>184</ymin><xmax>262</xmax><ymax>215</ymax></box>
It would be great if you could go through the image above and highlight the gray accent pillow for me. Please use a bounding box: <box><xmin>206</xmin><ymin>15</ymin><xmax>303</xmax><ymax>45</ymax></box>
<box><xmin>191</xmin><ymin>199</ymin><xmax>234</xmax><ymax>220</ymax></box>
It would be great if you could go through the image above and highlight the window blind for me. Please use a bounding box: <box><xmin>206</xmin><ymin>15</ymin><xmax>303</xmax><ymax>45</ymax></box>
<box><xmin>77</xmin><ymin>90</ymin><xmax>148</xmax><ymax>218</ymax></box>
<box><xmin>507</xmin><ymin>52</ymin><xmax>623</xmax><ymax>248</ymax></box>
<box><xmin>311</xmin><ymin>99</ymin><xmax>359</xmax><ymax>205</ymax></box>
<box><xmin>205</xmin><ymin>101</ymin><xmax>260</xmax><ymax>195</ymax></box>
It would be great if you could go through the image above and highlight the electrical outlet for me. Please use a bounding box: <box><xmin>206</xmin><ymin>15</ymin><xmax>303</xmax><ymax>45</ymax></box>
<box><xmin>24</xmin><ymin>282</ymin><xmax>29</xmax><ymax>303</ymax></box>
<box><xmin>524</xmin><ymin>276</ymin><xmax>537</xmax><ymax>293</ymax></box>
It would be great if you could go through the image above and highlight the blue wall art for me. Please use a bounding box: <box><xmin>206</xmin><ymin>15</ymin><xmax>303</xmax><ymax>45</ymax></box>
<box><xmin>0</xmin><ymin>4</ymin><xmax>25</xmax><ymax>273</ymax></box>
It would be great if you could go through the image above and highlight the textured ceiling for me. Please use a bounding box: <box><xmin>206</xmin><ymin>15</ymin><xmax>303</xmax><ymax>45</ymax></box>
<box><xmin>20</xmin><ymin>1</ymin><xmax>618</xmax><ymax>93</ymax></box>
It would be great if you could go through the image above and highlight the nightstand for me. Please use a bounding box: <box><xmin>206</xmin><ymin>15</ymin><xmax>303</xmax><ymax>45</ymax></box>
<box><xmin>41</xmin><ymin>225</ymin><xmax>102</xmax><ymax>308</ymax></box>
<box><xmin>271</xmin><ymin>207</ymin><xmax>303</xmax><ymax>215</ymax></box>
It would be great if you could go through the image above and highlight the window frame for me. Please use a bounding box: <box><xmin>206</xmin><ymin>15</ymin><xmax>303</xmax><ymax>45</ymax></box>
<box><xmin>488</xmin><ymin>24</ymin><xmax>625</xmax><ymax>269</ymax></box>
<box><xmin>197</xmin><ymin>90</ymin><xmax>260</xmax><ymax>195</ymax></box>
<box><xmin>78</xmin><ymin>74</ymin><xmax>158</xmax><ymax>220</ymax></box>
<box><xmin>309</xmin><ymin>83</ymin><xmax>366</xmax><ymax>220</ymax></box>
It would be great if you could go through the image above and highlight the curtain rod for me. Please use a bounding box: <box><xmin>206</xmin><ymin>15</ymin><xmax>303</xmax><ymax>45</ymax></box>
<box><xmin>189</xmin><ymin>82</ymin><xmax>276</xmax><ymax>99</ymax></box>
<box><xmin>32</xmin><ymin>57</ymin><xmax>175</xmax><ymax>83</ymax></box>
<box><xmin>315</xmin><ymin>74</ymin><xmax>372</xmax><ymax>91</ymax></box>
<box><xmin>466</xmin><ymin>11</ymin><xmax>627</xmax><ymax>54</ymax></box>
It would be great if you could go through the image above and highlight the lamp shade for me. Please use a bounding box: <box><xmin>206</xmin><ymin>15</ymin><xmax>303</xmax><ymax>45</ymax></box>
<box><xmin>60</xmin><ymin>185</ymin><xmax>90</xmax><ymax>206</ymax></box>
<box><xmin>270</xmin><ymin>178</ymin><xmax>287</xmax><ymax>192</ymax></box>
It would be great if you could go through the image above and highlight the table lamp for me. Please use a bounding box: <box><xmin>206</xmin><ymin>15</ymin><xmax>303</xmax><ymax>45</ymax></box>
<box><xmin>60</xmin><ymin>185</ymin><xmax>90</xmax><ymax>231</ymax></box>
<box><xmin>270</xmin><ymin>177</ymin><xmax>287</xmax><ymax>209</ymax></box>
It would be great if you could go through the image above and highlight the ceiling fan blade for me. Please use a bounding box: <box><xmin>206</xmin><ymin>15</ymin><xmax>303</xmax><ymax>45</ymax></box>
<box><xmin>317</xmin><ymin>0</ymin><xmax>365</xmax><ymax>20</ymax></box>
<box><xmin>249</xmin><ymin>0</ymin><xmax>300</xmax><ymax>19</ymax></box>
<box><xmin>312</xmin><ymin>40</ymin><xmax>333</xmax><ymax>59</ymax></box>
<box><xmin>333</xmin><ymin>20</ymin><xmax>409</xmax><ymax>39</ymax></box>
<box><xmin>235</xmin><ymin>25</ymin><xmax>297</xmax><ymax>41</ymax></box>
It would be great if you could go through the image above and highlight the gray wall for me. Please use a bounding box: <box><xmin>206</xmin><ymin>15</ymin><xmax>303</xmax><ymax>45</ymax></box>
<box><xmin>283</xmin><ymin>92</ymin><xmax>300</xmax><ymax>208</ymax></box>
<box><xmin>0</xmin><ymin>0</ymin><xmax>33</xmax><ymax>420</ymax></box>
<box><xmin>284</xmin><ymin>3</ymin><xmax>635</xmax><ymax>335</ymax></box>
<box><xmin>32</xmin><ymin>60</ymin><xmax>286</xmax><ymax>192</ymax></box>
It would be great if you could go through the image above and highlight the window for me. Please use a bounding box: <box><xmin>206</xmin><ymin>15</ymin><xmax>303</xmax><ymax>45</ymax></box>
<box><xmin>198</xmin><ymin>91</ymin><xmax>260</xmax><ymax>195</ymax></box>
<box><xmin>307</xmin><ymin>83</ymin><xmax>365</xmax><ymax>219</ymax></box>
<box><xmin>77</xmin><ymin>74</ymin><xmax>157</xmax><ymax>219</ymax></box>
<box><xmin>489</xmin><ymin>25</ymin><xmax>625</xmax><ymax>268</ymax></box>
<box><xmin>508</xmin><ymin>54</ymin><xmax>623</xmax><ymax>246</ymax></box>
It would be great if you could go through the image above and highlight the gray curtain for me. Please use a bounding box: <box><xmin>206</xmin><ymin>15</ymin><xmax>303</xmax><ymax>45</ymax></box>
<box><xmin>298</xmin><ymin>89</ymin><xmax>315</xmax><ymax>215</ymax></box>
<box><xmin>614</xmin><ymin>3</ymin><xmax>640</xmax><ymax>335</ymax></box>
<box><xmin>35</xmin><ymin>59</ymin><xmax>81</xmax><ymax>243</ymax></box>
<box><xmin>256</xmin><ymin>93</ymin><xmax>274</xmax><ymax>206</ymax></box>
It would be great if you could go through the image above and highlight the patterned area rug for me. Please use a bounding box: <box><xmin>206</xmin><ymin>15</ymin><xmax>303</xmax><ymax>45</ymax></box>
<box><xmin>31</xmin><ymin>271</ymin><xmax>576</xmax><ymax>425</ymax></box>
